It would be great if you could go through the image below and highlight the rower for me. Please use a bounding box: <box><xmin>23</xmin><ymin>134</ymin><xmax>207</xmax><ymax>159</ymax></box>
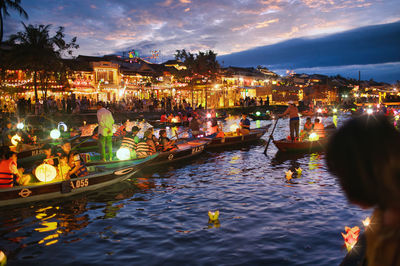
<box><xmin>313</xmin><ymin>118</ymin><xmax>325</xmax><ymax>138</ymax></box>
<box><xmin>236</xmin><ymin>113</ymin><xmax>250</xmax><ymax>135</ymax></box>
<box><xmin>279</xmin><ymin>101</ymin><xmax>299</xmax><ymax>141</ymax></box>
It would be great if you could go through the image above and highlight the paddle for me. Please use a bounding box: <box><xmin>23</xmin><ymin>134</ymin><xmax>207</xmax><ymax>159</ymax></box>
<box><xmin>263</xmin><ymin>117</ymin><xmax>279</xmax><ymax>155</ymax></box>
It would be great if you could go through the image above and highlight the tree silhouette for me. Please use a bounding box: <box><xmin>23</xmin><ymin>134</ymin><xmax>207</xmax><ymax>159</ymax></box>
<box><xmin>0</xmin><ymin>0</ymin><xmax>28</xmax><ymax>43</ymax></box>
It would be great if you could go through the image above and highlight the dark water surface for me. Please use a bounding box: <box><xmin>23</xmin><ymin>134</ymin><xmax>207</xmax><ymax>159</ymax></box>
<box><xmin>0</xmin><ymin>116</ymin><xmax>370</xmax><ymax>265</ymax></box>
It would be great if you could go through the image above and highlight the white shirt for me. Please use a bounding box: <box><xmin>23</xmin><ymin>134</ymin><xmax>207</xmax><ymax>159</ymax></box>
<box><xmin>97</xmin><ymin>107</ymin><xmax>114</xmax><ymax>136</ymax></box>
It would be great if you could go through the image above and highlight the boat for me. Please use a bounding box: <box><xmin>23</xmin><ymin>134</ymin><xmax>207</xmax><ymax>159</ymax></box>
<box><xmin>86</xmin><ymin>139</ymin><xmax>209</xmax><ymax>168</ymax></box>
<box><xmin>273</xmin><ymin>137</ymin><xmax>329</xmax><ymax>153</ymax></box>
<box><xmin>200</xmin><ymin>125</ymin><xmax>270</xmax><ymax>149</ymax></box>
<box><xmin>0</xmin><ymin>154</ymin><xmax>157</xmax><ymax>207</ymax></box>
<box><xmin>148</xmin><ymin>120</ymin><xmax>189</xmax><ymax>128</ymax></box>
<box><xmin>248</xmin><ymin>113</ymin><xmax>271</xmax><ymax>120</ymax></box>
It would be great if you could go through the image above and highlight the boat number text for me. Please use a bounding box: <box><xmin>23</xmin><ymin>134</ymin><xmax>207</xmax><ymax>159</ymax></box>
<box><xmin>192</xmin><ymin>145</ymin><xmax>204</xmax><ymax>154</ymax></box>
<box><xmin>32</xmin><ymin>149</ymin><xmax>43</xmax><ymax>156</ymax></box>
<box><xmin>70</xmin><ymin>179</ymin><xmax>89</xmax><ymax>189</ymax></box>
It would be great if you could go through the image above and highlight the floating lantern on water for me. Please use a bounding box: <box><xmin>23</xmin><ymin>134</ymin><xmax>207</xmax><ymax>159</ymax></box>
<box><xmin>366</xmin><ymin>109</ymin><xmax>373</xmax><ymax>115</ymax></box>
<box><xmin>296</xmin><ymin>167</ymin><xmax>302</xmax><ymax>176</ymax></box>
<box><xmin>11</xmin><ymin>134</ymin><xmax>21</xmax><ymax>146</ymax></box>
<box><xmin>362</xmin><ymin>217</ymin><xmax>371</xmax><ymax>227</ymax></box>
<box><xmin>206</xmin><ymin>113</ymin><xmax>211</xmax><ymax>119</ymax></box>
<box><xmin>0</xmin><ymin>250</ymin><xmax>6</xmax><ymax>266</ymax></box>
<box><xmin>309</xmin><ymin>132</ymin><xmax>319</xmax><ymax>141</ymax></box>
<box><xmin>230</xmin><ymin>123</ymin><xmax>239</xmax><ymax>132</ymax></box>
<box><xmin>285</xmin><ymin>170</ymin><xmax>293</xmax><ymax>180</ymax></box>
<box><xmin>256</xmin><ymin>111</ymin><xmax>261</xmax><ymax>116</ymax></box>
<box><xmin>58</xmin><ymin>122</ymin><xmax>68</xmax><ymax>132</ymax></box>
<box><xmin>50</xmin><ymin>129</ymin><xmax>61</xmax><ymax>139</ymax></box>
<box><xmin>17</xmin><ymin>122</ymin><xmax>24</xmax><ymax>129</ymax></box>
<box><xmin>35</xmin><ymin>164</ymin><xmax>57</xmax><ymax>182</ymax></box>
<box><xmin>208</xmin><ymin>210</ymin><xmax>219</xmax><ymax>222</ymax></box>
<box><xmin>341</xmin><ymin>226</ymin><xmax>360</xmax><ymax>252</ymax></box>
<box><xmin>116</xmin><ymin>147</ymin><xmax>130</xmax><ymax>161</ymax></box>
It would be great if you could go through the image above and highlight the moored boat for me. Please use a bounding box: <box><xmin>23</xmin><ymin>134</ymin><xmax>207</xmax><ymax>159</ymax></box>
<box><xmin>0</xmin><ymin>154</ymin><xmax>157</xmax><ymax>207</ymax></box>
<box><xmin>200</xmin><ymin>125</ymin><xmax>270</xmax><ymax>149</ymax></box>
<box><xmin>148</xmin><ymin>120</ymin><xmax>189</xmax><ymax>128</ymax></box>
<box><xmin>273</xmin><ymin>137</ymin><xmax>329</xmax><ymax>153</ymax></box>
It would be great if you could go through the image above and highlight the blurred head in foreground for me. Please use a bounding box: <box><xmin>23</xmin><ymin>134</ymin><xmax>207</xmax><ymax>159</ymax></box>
<box><xmin>326</xmin><ymin>115</ymin><xmax>400</xmax><ymax>209</ymax></box>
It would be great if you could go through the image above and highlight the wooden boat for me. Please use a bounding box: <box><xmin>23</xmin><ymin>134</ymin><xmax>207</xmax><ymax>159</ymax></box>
<box><xmin>273</xmin><ymin>137</ymin><xmax>329</xmax><ymax>153</ymax></box>
<box><xmin>200</xmin><ymin>125</ymin><xmax>270</xmax><ymax>149</ymax></box>
<box><xmin>86</xmin><ymin>139</ymin><xmax>209</xmax><ymax>168</ymax></box>
<box><xmin>0</xmin><ymin>154</ymin><xmax>157</xmax><ymax>207</ymax></box>
<box><xmin>248</xmin><ymin>113</ymin><xmax>271</xmax><ymax>120</ymax></box>
<box><xmin>148</xmin><ymin>120</ymin><xmax>189</xmax><ymax>128</ymax></box>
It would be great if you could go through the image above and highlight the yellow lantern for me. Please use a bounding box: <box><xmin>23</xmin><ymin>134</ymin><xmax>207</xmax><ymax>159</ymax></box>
<box><xmin>230</xmin><ymin>123</ymin><xmax>239</xmax><ymax>132</ymax></box>
<box><xmin>35</xmin><ymin>164</ymin><xmax>57</xmax><ymax>182</ymax></box>
<box><xmin>309</xmin><ymin>132</ymin><xmax>319</xmax><ymax>141</ymax></box>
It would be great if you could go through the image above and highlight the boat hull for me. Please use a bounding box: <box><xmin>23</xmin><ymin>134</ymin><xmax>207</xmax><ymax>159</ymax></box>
<box><xmin>201</xmin><ymin>126</ymin><xmax>270</xmax><ymax>149</ymax></box>
<box><xmin>273</xmin><ymin>138</ymin><xmax>328</xmax><ymax>153</ymax></box>
<box><xmin>0</xmin><ymin>155</ymin><xmax>157</xmax><ymax>207</ymax></box>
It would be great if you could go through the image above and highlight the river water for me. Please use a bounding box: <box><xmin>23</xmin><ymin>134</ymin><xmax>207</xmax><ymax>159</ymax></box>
<box><xmin>0</xmin><ymin>115</ymin><xmax>370</xmax><ymax>265</ymax></box>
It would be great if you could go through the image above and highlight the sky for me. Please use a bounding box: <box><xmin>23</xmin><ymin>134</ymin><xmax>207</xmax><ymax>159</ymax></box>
<box><xmin>3</xmin><ymin>0</ymin><xmax>400</xmax><ymax>59</ymax></box>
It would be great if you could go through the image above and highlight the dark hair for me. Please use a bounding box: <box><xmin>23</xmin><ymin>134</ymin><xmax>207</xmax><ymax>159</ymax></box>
<box><xmin>315</xmin><ymin>118</ymin><xmax>320</xmax><ymax>123</ymax></box>
<box><xmin>159</xmin><ymin>129</ymin><xmax>166</xmax><ymax>136</ymax></box>
<box><xmin>326</xmin><ymin>115</ymin><xmax>400</xmax><ymax>208</ymax></box>
<box><xmin>131</xmin><ymin>126</ymin><xmax>140</xmax><ymax>132</ymax></box>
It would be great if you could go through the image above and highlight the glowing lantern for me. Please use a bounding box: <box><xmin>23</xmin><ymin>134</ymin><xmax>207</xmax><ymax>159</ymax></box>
<box><xmin>171</xmin><ymin>117</ymin><xmax>178</xmax><ymax>123</ymax></box>
<box><xmin>58</xmin><ymin>122</ymin><xmax>68</xmax><ymax>132</ymax></box>
<box><xmin>341</xmin><ymin>226</ymin><xmax>360</xmax><ymax>252</ymax></box>
<box><xmin>366</xmin><ymin>109</ymin><xmax>373</xmax><ymax>115</ymax></box>
<box><xmin>50</xmin><ymin>129</ymin><xmax>61</xmax><ymax>139</ymax></box>
<box><xmin>332</xmin><ymin>108</ymin><xmax>338</xmax><ymax>114</ymax></box>
<box><xmin>256</xmin><ymin>111</ymin><xmax>261</xmax><ymax>116</ymax></box>
<box><xmin>35</xmin><ymin>164</ymin><xmax>57</xmax><ymax>182</ymax></box>
<box><xmin>0</xmin><ymin>250</ymin><xmax>6</xmax><ymax>266</ymax></box>
<box><xmin>230</xmin><ymin>123</ymin><xmax>239</xmax><ymax>132</ymax></box>
<box><xmin>11</xmin><ymin>134</ymin><xmax>21</xmax><ymax>146</ymax></box>
<box><xmin>317</xmin><ymin>108</ymin><xmax>322</xmax><ymax>113</ymax></box>
<box><xmin>362</xmin><ymin>217</ymin><xmax>370</xmax><ymax>227</ymax></box>
<box><xmin>17</xmin><ymin>122</ymin><xmax>24</xmax><ymax>129</ymax></box>
<box><xmin>116</xmin><ymin>147</ymin><xmax>131</xmax><ymax>160</ymax></box>
<box><xmin>285</xmin><ymin>170</ymin><xmax>293</xmax><ymax>180</ymax></box>
<box><xmin>216</xmin><ymin>113</ymin><xmax>219</xmax><ymax>118</ymax></box>
<box><xmin>206</xmin><ymin>113</ymin><xmax>211</xmax><ymax>118</ymax></box>
<box><xmin>309</xmin><ymin>132</ymin><xmax>319</xmax><ymax>141</ymax></box>
<box><xmin>208</xmin><ymin>210</ymin><xmax>219</xmax><ymax>221</ymax></box>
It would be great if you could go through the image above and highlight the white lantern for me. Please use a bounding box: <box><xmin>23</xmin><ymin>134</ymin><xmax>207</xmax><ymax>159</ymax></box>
<box><xmin>35</xmin><ymin>164</ymin><xmax>57</xmax><ymax>182</ymax></box>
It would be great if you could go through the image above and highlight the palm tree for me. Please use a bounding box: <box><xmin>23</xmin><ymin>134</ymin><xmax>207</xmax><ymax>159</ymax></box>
<box><xmin>7</xmin><ymin>23</ymin><xmax>78</xmax><ymax>100</ymax></box>
<box><xmin>0</xmin><ymin>0</ymin><xmax>28</xmax><ymax>43</ymax></box>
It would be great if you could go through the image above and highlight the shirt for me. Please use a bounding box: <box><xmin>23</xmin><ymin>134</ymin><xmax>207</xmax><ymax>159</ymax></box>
<box><xmin>97</xmin><ymin>107</ymin><xmax>114</xmax><ymax>136</ymax></box>
<box><xmin>240</xmin><ymin>118</ymin><xmax>251</xmax><ymax>130</ymax></box>
<box><xmin>282</xmin><ymin>105</ymin><xmax>299</xmax><ymax>119</ymax></box>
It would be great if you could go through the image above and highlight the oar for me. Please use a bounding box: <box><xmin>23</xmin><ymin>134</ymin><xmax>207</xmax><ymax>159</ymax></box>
<box><xmin>263</xmin><ymin>117</ymin><xmax>279</xmax><ymax>155</ymax></box>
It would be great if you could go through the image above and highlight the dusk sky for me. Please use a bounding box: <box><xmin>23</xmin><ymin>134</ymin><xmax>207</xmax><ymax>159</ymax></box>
<box><xmin>4</xmin><ymin>0</ymin><xmax>400</xmax><ymax>59</ymax></box>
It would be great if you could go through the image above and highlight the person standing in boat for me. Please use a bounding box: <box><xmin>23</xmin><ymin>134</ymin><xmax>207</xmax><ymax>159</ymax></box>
<box><xmin>236</xmin><ymin>113</ymin><xmax>251</xmax><ymax>135</ymax></box>
<box><xmin>326</xmin><ymin>116</ymin><xmax>400</xmax><ymax>266</ymax></box>
<box><xmin>279</xmin><ymin>101</ymin><xmax>299</xmax><ymax>141</ymax></box>
<box><xmin>96</xmin><ymin>102</ymin><xmax>114</xmax><ymax>161</ymax></box>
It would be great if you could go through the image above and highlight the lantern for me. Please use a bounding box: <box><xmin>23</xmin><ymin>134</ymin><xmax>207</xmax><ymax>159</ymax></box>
<box><xmin>117</xmin><ymin>147</ymin><xmax>131</xmax><ymax>160</ymax></box>
<box><xmin>17</xmin><ymin>123</ymin><xmax>24</xmax><ymax>129</ymax></box>
<box><xmin>230</xmin><ymin>123</ymin><xmax>239</xmax><ymax>132</ymax></box>
<box><xmin>332</xmin><ymin>108</ymin><xmax>337</xmax><ymax>114</ymax></box>
<box><xmin>50</xmin><ymin>129</ymin><xmax>61</xmax><ymax>139</ymax></box>
<box><xmin>366</xmin><ymin>109</ymin><xmax>373</xmax><ymax>115</ymax></box>
<box><xmin>35</xmin><ymin>164</ymin><xmax>57</xmax><ymax>182</ymax></box>
<box><xmin>309</xmin><ymin>132</ymin><xmax>319</xmax><ymax>141</ymax></box>
<box><xmin>11</xmin><ymin>134</ymin><xmax>21</xmax><ymax>146</ymax></box>
<box><xmin>208</xmin><ymin>210</ymin><xmax>219</xmax><ymax>222</ymax></box>
<box><xmin>256</xmin><ymin>111</ymin><xmax>261</xmax><ymax>116</ymax></box>
<box><xmin>206</xmin><ymin>113</ymin><xmax>211</xmax><ymax>118</ymax></box>
<box><xmin>58</xmin><ymin>122</ymin><xmax>68</xmax><ymax>132</ymax></box>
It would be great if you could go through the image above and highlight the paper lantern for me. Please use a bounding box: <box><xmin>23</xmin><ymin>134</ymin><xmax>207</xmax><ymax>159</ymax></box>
<box><xmin>11</xmin><ymin>134</ymin><xmax>21</xmax><ymax>146</ymax></box>
<box><xmin>117</xmin><ymin>147</ymin><xmax>130</xmax><ymax>160</ymax></box>
<box><xmin>58</xmin><ymin>122</ymin><xmax>68</xmax><ymax>132</ymax></box>
<box><xmin>35</xmin><ymin>164</ymin><xmax>57</xmax><ymax>182</ymax></box>
<box><xmin>208</xmin><ymin>210</ymin><xmax>219</xmax><ymax>221</ymax></box>
<box><xmin>230</xmin><ymin>123</ymin><xmax>239</xmax><ymax>132</ymax></box>
<box><xmin>50</xmin><ymin>129</ymin><xmax>61</xmax><ymax>139</ymax></box>
<box><xmin>256</xmin><ymin>111</ymin><xmax>261</xmax><ymax>116</ymax></box>
<box><xmin>309</xmin><ymin>133</ymin><xmax>319</xmax><ymax>141</ymax></box>
<box><xmin>17</xmin><ymin>123</ymin><xmax>24</xmax><ymax>129</ymax></box>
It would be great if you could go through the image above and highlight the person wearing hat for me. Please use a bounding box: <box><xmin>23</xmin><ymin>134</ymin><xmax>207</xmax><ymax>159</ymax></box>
<box><xmin>96</xmin><ymin>102</ymin><xmax>114</xmax><ymax>161</ymax></box>
<box><xmin>119</xmin><ymin>126</ymin><xmax>141</xmax><ymax>159</ymax></box>
<box><xmin>279</xmin><ymin>101</ymin><xmax>299</xmax><ymax>141</ymax></box>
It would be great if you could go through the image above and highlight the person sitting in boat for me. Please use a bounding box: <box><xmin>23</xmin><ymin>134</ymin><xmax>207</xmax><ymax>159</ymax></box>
<box><xmin>136</xmin><ymin>130</ymin><xmax>156</xmax><ymax>159</ymax></box>
<box><xmin>304</xmin><ymin>117</ymin><xmax>313</xmax><ymax>133</ymax></box>
<box><xmin>2</xmin><ymin>121</ymin><xmax>14</xmax><ymax>147</ymax></box>
<box><xmin>59</xmin><ymin>141</ymin><xmax>88</xmax><ymax>179</ymax></box>
<box><xmin>113</xmin><ymin>121</ymin><xmax>128</xmax><ymax>138</ymax></box>
<box><xmin>42</xmin><ymin>143</ymin><xmax>57</xmax><ymax>166</ymax></box>
<box><xmin>145</xmin><ymin>128</ymin><xmax>158</xmax><ymax>154</ymax></box>
<box><xmin>216</xmin><ymin>127</ymin><xmax>225</xmax><ymax>138</ymax></box>
<box><xmin>279</xmin><ymin>101</ymin><xmax>299</xmax><ymax>142</ymax></box>
<box><xmin>160</xmin><ymin>113</ymin><xmax>168</xmax><ymax>123</ymax></box>
<box><xmin>120</xmin><ymin>126</ymin><xmax>141</xmax><ymax>159</ymax></box>
<box><xmin>236</xmin><ymin>114</ymin><xmax>251</xmax><ymax>135</ymax></box>
<box><xmin>189</xmin><ymin>116</ymin><xmax>202</xmax><ymax>137</ymax></box>
<box><xmin>56</xmin><ymin>152</ymin><xmax>71</xmax><ymax>181</ymax></box>
<box><xmin>326</xmin><ymin>115</ymin><xmax>400</xmax><ymax>266</ymax></box>
<box><xmin>0</xmin><ymin>147</ymin><xmax>29</xmax><ymax>188</ymax></box>
<box><xmin>167</xmin><ymin>114</ymin><xmax>174</xmax><ymax>123</ymax></box>
<box><xmin>158</xmin><ymin>129</ymin><xmax>177</xmax><ymax>152</ymax></box>
<box><xmin>207</xmin><ymin>119</ymin><xmax>219</xmax><ymax>138</ymax></box>
<box><xmin>313</xmin><ymin>118</ymin><xmax>325</xmax><ymax>138</ymax></box>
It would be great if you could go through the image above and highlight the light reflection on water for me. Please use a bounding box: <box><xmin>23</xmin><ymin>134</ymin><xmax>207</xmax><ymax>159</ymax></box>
<box><xmin>0</xmin><ymin>115</ymin><xmax>370</xmax><ymax>265</ymax></box>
